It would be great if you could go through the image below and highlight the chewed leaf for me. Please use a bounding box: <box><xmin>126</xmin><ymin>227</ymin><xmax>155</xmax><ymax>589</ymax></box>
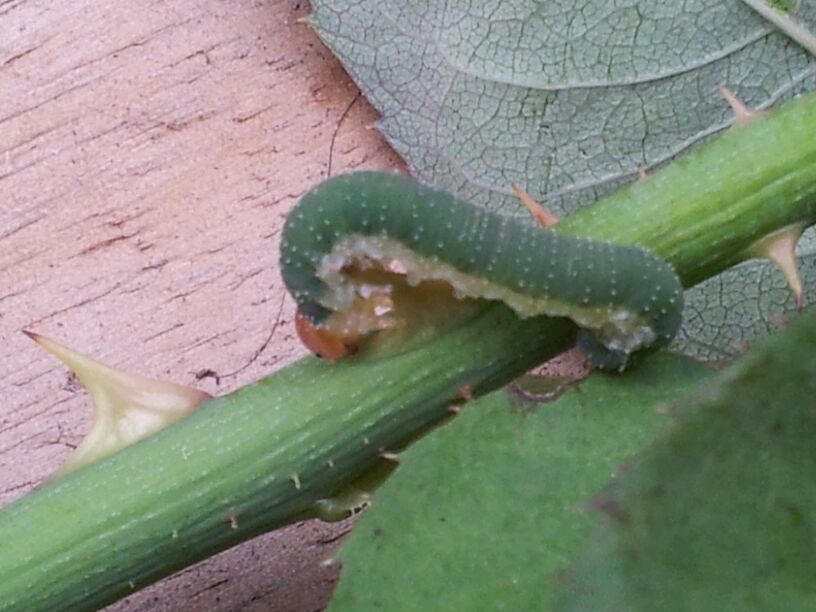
<box><xmin>26</xmin><ymin>332</ymin><xmax>210</xmax><ymax>478</ymax></box>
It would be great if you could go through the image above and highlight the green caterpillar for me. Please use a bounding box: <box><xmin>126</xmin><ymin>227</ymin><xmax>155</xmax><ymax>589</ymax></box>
<box><xmin>280</xmin><ymin>171</ymin><xmax>683</xmax><ymax>369</ymax></box>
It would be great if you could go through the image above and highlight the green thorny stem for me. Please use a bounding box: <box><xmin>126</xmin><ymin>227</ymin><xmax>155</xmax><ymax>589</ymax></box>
<box><xmin>2</xmin><ymin>92</ymin><xmax>816</xmax><ymax>611</ymax></box>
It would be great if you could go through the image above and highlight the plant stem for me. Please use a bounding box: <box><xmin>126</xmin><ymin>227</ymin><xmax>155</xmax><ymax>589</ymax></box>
<box><xmin>2</xmin><ymin>93</ymin><xmax>816</xmax><ymax>611</ymax></box>
<box><xmin>738</xmin><ymin>0</ymin><xmax>816</xmax><ymax>57</ymax></box>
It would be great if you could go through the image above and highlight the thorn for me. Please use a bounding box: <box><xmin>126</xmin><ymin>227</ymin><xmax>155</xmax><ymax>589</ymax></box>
<box><xmin>457</xmin><ymin>384</ymin><xmax>474</xmax><ymax>401</ymax></box>
<box><xmin>511</xmin><ymin>184</ymin><xmax>559</xmax><ymax>228</ymax></box>
<box><xmin>290</xmin><ymin>473</ymin><xmax>302</xmax><ymax>490</ymax></box>
<box><xmin>767</xmin><ymin>229</ymin><xmax>806</xmax><ymax>311</ymax></box>
<box><xmin>717</xmin><ymin>85</ymin><xmax>763</xmax><ymax>125</ymax></box>
<box><xmin>379</xmin><ymin>451</ymin><xmax>400</xmax><ymax>463</ymax></box>
<box><xmin>636</xmin><ymin>165</ymin><xmax>648</xmax><ymax>181</ymax></box>
<box><xmin>25</xmin><ymin>332</ymin><xmax>210</xmax><ymax>478</ymax></box>
<box><xmin>228</xmin><ymin>512</ymin><xmax>239</xmax><ymax>530</ymax></box>
<box><xmin>448</xmin><ymin>404</ymin><xmax>462</xmax><ymax>415</ymax></box>
<box><xmin>747</xmin><ymin>223</ymin><xmax>806</xmax><ymax>310</ymax></box>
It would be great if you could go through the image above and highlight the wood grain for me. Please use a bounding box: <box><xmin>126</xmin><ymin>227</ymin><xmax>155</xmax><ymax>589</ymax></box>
<box><xmin>0</xmin><ymin>0</ymin><xmax>402</xmax><ymax>609</ymax></box>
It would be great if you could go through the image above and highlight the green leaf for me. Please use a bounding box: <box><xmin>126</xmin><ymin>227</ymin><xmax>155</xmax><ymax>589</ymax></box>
<box><xmin>556</xmin><ymin>308</ymin><xmax>816</xmax><ymax>611</ymax></box>
<box><xmin>328</xmin><ymin>354</ymin><xmax>711</xmax><ymax>611</ymax></box>
<box><xmin>308</xmin><ymin>0</ymin><xmax>816</xmax><ymax>358</ymax></box>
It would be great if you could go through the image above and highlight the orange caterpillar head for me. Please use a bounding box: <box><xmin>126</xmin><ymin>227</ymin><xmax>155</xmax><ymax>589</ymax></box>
<box><xmin>294</xmin><ymin>311</ymin><xmax>357</xmax><ymax>361</ymax></box>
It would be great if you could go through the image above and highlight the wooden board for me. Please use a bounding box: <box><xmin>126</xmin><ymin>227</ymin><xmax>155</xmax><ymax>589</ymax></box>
<box><xmin>0</xmin><ymin>0</ymin><xmax>403</xmax><ymax>609</ymax></box>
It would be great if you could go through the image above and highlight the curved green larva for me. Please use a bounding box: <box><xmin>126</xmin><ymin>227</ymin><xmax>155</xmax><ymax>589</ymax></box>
<box><xmin>280</xmin><ymin>171</ymin><xmax>683</xmax><ymax>368</ymax></box>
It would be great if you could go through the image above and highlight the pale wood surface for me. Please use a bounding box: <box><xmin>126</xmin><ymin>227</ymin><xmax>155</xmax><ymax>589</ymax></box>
<box><xmin>0</xmin><ymin>0</ymin><xmax>403</xmax><ymax>609</ymax></box>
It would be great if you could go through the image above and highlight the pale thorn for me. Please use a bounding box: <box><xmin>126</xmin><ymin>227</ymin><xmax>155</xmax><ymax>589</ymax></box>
<box><xmin>290</xmin><ymin>473</ymin><xmax>302</xmax><ymax>490</ymax></box>
<box><xmin>637</xmin><ymin>165</ymin><xmax>649</xmax><ymax>181</ymax></box>
<box><xmin>748</xmin><ymin>223</ymin><xmax>806</xmax><ymax>310</ymax></box>
<box><xmin>24</xmin><ymin>331</ymin><xmax>211</xmax><ymax>478</ymax></box>
<box><xmin>717</xmin><ymin>85</ymin><xmax>764</xmax><ymax>125</ymax></box>
<box><xmin>379</xmin><ymin>451</ymin><xmax>400</xmax><ymax>463</ymax></box>
<box><xmin>511</xmin><ymin>184</ymin><xmax>559</xmax><ymax>228</ymax></box>
<box><xmin>227</xmin><ymin>513</ymin><xmax>239</xmax><ymax>530</ymax></box>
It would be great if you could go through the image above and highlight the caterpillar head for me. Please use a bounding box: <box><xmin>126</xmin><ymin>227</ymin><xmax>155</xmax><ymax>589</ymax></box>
<box><xmin>294</xmin><ymin>305</ymin><xmax>359</xmax><ymax>361</ymax></box>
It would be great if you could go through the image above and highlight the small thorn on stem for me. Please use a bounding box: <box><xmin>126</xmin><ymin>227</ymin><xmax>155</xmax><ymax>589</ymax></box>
<box><xmin>748</xmin><ymin>223</ymin><xmax>806</xmax><ymax>310</ymax></box>
<box><xmin>457</xmin><ymin>384</ymin><xmax>474</xmax><ymax>401</ymax></box>
<box><xmin>290</xmin><ymin>473</ymin><xmax>302</xmax><ymax>490</ymax></box>
<box><xmin>379</xmin><ymin>451</ymin><xmax>400</xmax><ymax>463</ymax></box>
<box><xmin>636</xmin><ymin>165</ymin><xmax>649</xmax><ymax>181</ymax></box>
<box><xmin>769</xmin><ymin>234</ymin><xmax>805</xmax><ymax>311</ymax></box>
<box><xmin>717</xmin><ymin>85</ymin><xmax>763</xmax><ymax>125</ymax></box>
<box><xmin>511</xmin><ymin>184</ymin><xmax>559</xmax><ymax>228</ymax></box>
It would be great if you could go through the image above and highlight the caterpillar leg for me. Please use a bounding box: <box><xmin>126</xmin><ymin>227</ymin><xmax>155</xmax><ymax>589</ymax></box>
<box><xmin>294</xmin><ymin>284</ymin><xmax>400</xmax><ymax>360</ymax></box>
<box><xmin>576</xmin><ymin>330</ymin><xmax>630</xmax><ymax>372</ymax></box>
